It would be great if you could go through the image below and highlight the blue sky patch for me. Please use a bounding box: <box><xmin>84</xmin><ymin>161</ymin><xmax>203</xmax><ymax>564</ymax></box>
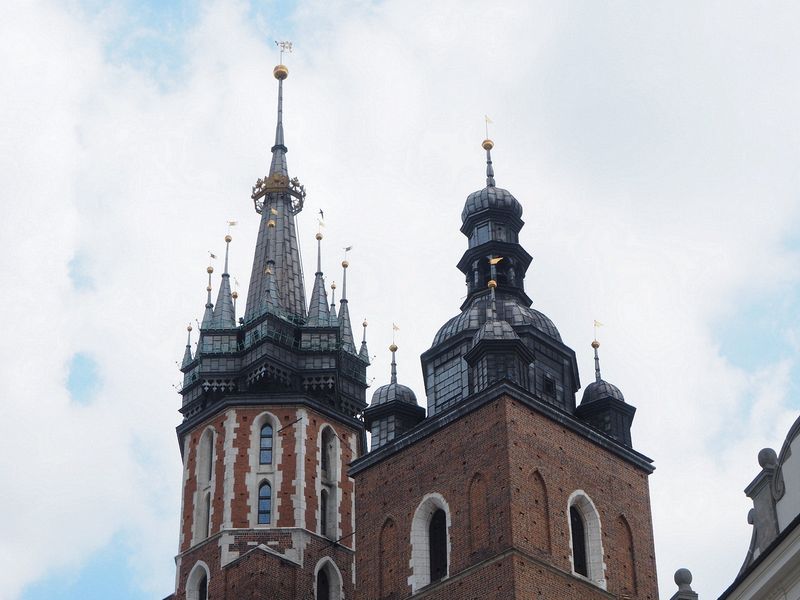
<box><xmin>66</xmin><ymin>353</ymin><xmax>100</xmax><ymax>405</ymax></box>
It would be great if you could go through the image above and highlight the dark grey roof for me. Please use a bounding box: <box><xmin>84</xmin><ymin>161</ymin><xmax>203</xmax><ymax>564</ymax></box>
<box><xmin>472</xmin><ymin>318</ymin><xmax>519</xmax><ymax>343</ymax></box>
<box><xmin>581</xmin><ymin>379</ymin><xmax>625</xmax><ymax>404</ymax></box>
<box><xmin>461</xmin><ymin>186</ymin><xmax>523</xmax><ymax>223</ymax></box>
<box><xmin>433</xmin><ymin>295</ymin><xmax>561</xmax><ymax>346</ymax></box>
<box><xmin>371</xmin><ymin>382</ymin><xmax>418</xmax><ymax>406</ymax></box>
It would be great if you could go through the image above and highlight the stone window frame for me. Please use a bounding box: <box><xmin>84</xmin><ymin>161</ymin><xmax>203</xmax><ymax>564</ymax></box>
<box><xmin>318</xmin><ymin>424</ymin><xmax>341</xmax><ymax>539</ymax></box>
<box><xmin>248</xmin><ymin>411</ymin><xmax>282</xmax><ymax>528</ymax></box>
<box><xmin>314</xmin><ymin>556</ymin><xmax>344</xmax><ymax>600</ymax></box>
<box><xmin>409</xmin><ymin>492</ymin><xmax>452</xmax><ymax>593</ymax></box>
<box><xmin>566</xmin><ymin>490</ymin><xmax>607</xmax><ymax>589</ymax></box>
<box><xmin>193</xmin><ymin>426</ymin><xmax>216</xmax><ymax>543</ymax></box>
<box><xmin>185</xmin><ymin>560</ymin><xmax>210</xmax><ymax>600</ymax></box>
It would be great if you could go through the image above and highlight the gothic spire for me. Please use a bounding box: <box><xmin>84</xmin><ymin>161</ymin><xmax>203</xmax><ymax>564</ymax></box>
<box><xmin>210</xmin><ymin>235</ymin><xmax>236</xmax><ymax>328</ymax></box>
<box><xmin>181</xmin><ymin>324</ymin><xmax>193</xmax><ymax>368</ymax></box>
<box><xmin>483</xmin><ymin>138</ymin><xmax>495</xmax><ymax>187</ymax></box>
<box><xmin>359</xmin><ymin>319</ymin><xmax>370</xmax><ymax>364</ymax></box>
<box><xmin>201</xmin><ymin>266</ymin><xmax>214</xmax><ymax>329</ymax></box>
<box><xmin>244</xmin><ymin>63</ymin><xmax>307</xmax><ymax>323</ymax></box>
<box><xmin>338</xmin><ymin>260</ymin><xmax>356</xmax><ymax>353</ymax></box>
<box><xmin>307</xmin><ymin>232</ymin><xmax>331</xmax><ymax>326</ymax></box>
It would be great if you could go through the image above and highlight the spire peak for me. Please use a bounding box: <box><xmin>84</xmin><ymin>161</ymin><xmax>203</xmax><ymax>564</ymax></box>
<box><xmin>210</xmin><ymin>234</ymin><xmax>236</xmax><ymax>328</ymax></box>
<box><xmin>359</xmin><ymin>319</ymin><xmax>370</xmax><ymax>364</ymax></box>
<box><xmin>592</xmin><ymin>340</ymin><xmax>602</xmax><ymax>382</ymax></box>
<box><xmin>389</xmin><ymin>344</ymin><xmax>398</xmax><ymax>384</ymax></box>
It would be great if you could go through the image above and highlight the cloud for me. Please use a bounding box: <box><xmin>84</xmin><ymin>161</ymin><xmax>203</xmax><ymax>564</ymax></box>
<box><xmin>1</xmin><ymin>1</ymin><xmax>800</xmax><ymax>598</ymax></box>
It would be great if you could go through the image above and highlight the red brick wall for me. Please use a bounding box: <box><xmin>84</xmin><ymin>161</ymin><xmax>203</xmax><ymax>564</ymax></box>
<box><xmin>354</xmin><ymin>394</ymin><xmax>659</xmax><ymax>599</ymax></box>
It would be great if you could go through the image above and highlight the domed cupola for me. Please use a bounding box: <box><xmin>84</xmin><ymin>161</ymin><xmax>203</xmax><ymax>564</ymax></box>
<box><xmin>364</xmin><ymin>344</ymin><xmax>425</xmax><ymax>451</ymax></box>
<box><xmin>575</xmin><ymin>340</ymin><xmax>636</xmax><ymax>447</ymax></box>
<box><xmin>421</xmin><ymin>139</ymin><xmax>581</xmax><ymax>418</ymax></box>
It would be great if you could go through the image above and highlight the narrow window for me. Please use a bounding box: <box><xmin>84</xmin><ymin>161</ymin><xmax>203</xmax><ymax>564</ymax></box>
<box><xmin>570</xmin><ymin>506</ymin><xmax>588</xmax><ymax>576</ymax></box>
<box><xmin>544</xmin><ymin>374</ymin><xmax>556</xmax><ymax>397</ymax></box>
<box><xmin>429</xmin><ymin>509</ymin><xmax>447</xmax><ymax>583</ymax></box>
<box><xmin>260</xmin><ymin>424</ymin><xmax>273</xmax><ymax>465</ymax></box>
<box><xmin>321</xmin><ymin>489</ymin><xmax>329</xmax><ymax>537</ymax></box>
<box><xmin>258</xmin><ymin>482</ymin><xmax>272</xmax><ymax>524</ymax></box>
<box><xmin>198</xmin><ymin>574</ymin><xmax>207</xmax><ymax>600</ymax></box>
<box><xmin>317</xmin><ymin>568</ymin><xmax>330</xmax><ymax>600</ymax></box>
<box><xmin>206</xmin><ymin>435</ymin><xmax>214</xmax><ymax>481</ymax></box>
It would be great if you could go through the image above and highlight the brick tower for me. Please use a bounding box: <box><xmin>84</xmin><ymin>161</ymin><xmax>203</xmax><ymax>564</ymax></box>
<box><xmin>167</xmin><ymin>61</ymin><xmax>368</xmax><ymax>600</ymax></box>
<box><xmin>352</xmin><ymin>139</ymin><xmax>659</xmax><ymax>599</ymax></box>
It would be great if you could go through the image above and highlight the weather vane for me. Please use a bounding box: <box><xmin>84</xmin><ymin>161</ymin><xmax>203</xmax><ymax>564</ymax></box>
<box><xmin>275</xmin><ymin>40</ymin><xmax>293</xmax><ymax>63</ymax></box>
<box><xmin>593</xmin><ymin>319</ymin><xmax>603</xmax><ymax>342</ymax></box>
<box><xmin>485</xmin><ymin>114</ymin><xmax>493</xmax><ymax>140</ymax></box>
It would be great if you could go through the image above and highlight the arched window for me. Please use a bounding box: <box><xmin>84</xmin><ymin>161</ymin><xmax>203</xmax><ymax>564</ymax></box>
<box><xmin>319</xmin><ymin>426</ymin><xmax>339</xmax><ymax>539</ymax></box>
<box><xmin>258</xmin><ymin>482</ymin><xmax>272</xmax><ymax>524</ymax></box>
<box><xmin>410</xmin><ymin>493</ymin><xmax>451</xmax><ymax>592</ymax></box>
<box><xmin>567</xmin><ymin>491</ymin><xmax>606</xmax><ymax>589</ymax></box>
<box><xmin>429</xmin><ymin>509</ymin><xmax>447</xmax><ymax>583</ymax></box>
<box><xmin>203</xmin><ymin>492</ymin><xmax>211</xmax><ymax>539</ymax></box>
<box><xmin>314</xmin><ymin>559</ymin><xmax>343</xmax><ymax>600</ymax></box>
<box><xmin>186</xmin><ymin>561</ymin><xmax>210</xmax><ymax>600</ymax></box>
<box><xmin>260</xmin><ymin>423</ymin><xmax>273</xmax><ymax>465</ymax></box>
<box><xmin>570</xmin><ymin>506</ymin><xmax>587</xmax><ymax>576</ymax></box>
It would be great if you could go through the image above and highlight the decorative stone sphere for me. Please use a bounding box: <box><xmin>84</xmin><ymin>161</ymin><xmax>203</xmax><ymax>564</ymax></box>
<box><xmin>758</xmin><ymin>447</ymin><xmax>779</xmax><ymax>468</ymax></box>
<box><xmin>674</xmin><ymin>568</ymin><xmax>692</xmax><ymax>587</ymax></box>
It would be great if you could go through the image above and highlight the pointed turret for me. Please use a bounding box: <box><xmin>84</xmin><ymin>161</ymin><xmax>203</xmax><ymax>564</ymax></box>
<box><xmin>307</xmin><ymin>232</ymin><xmax>331</xmax><ymax>326</ymax></box>
<box><xmin>338</xmin><ymin>260</ymin><xmax>356</xmax><ymax>353</ymax></box>
<box><xmin>359</xmin><ymin>319</ymin><xmax>370</xmax><ymax>364</ymax></box>
<box><xmin>200</xmin><ymin>266</ymin><xmax>214</xmax><ymax>329</ymax></box>
<box><xmin>181</xmin><ymin>324</ymin><xmax>193</xmax><ymax>369</ymax></box>
<box><xmin>210</xmin><ymin>235</ymin><xmax>236</xmax><ymax>328</ymax></box>
<box><xmin>329</xmin><ymin>282</ymin><xmax>338</xmax><ymax>323</ymax></box>
<box><xmin>244</xmin><ymin>63</ymin><xmax>307</xmax><ymax>322</ymax></box>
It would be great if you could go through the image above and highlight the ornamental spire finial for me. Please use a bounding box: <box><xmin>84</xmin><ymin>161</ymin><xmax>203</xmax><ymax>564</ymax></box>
<box><xmin>389</xmin><ymin>343</ymin><xmax>398</xmax><ymax>385</ymax></box>
<box><xmin>483</xmin><ymin>116</ymin><xmax>495</xmax><ymax>187</ymax></box>
<box><xmin>592</xmin><ymin>320</ymin><xmax>604</xmax><ymax>382</ymax></box>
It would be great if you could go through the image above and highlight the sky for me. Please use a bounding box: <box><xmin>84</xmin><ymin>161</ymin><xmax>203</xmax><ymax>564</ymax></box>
<box><xmin>2</xmin><ymin>1</ymin><xmax>800</xmax><ymax>598</ymax></box>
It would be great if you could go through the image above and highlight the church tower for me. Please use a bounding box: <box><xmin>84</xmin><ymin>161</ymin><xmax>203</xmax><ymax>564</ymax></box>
<box><xmin>168</xmin><ymin>61</ymin><xmax>369</xmax><ymax>600</ymax></box>
<box><xmin>352</xmin><ymin>140</ymin><xmax>659</xmax><ymax>599</ymax></box>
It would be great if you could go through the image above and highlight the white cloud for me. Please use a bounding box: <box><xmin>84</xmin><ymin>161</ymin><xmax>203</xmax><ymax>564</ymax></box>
<box><xmin>1</xmin><ymin>1</ymin><xmax>800</xmax><ymax>598</ymax></box>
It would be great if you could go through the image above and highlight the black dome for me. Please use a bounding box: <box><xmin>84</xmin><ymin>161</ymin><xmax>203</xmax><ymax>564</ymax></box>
<box><xmin>371</xmin><ymin>382</ymin><xmax>418</xmax><ymax>406</ymax></box>
<box><xmin>433</xmin><ymin>295</ymin><xmax>561</xmax><ymax>347</ymax></box>
<box><xmin>461</xmin><ymin>186</ymin><xmax>523</xmax><ymax>223</ymax></box>
<box><xmin>581</xmin><ymin>379</ymin><xmax>625</xmax><ymax>405</ymax></box>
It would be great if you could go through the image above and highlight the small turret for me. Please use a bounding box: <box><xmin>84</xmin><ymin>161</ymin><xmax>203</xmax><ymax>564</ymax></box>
<box><xmin>307</xmin><ymin>232</ymin><xmax>332</xmax><ymax>326</ymax></box>
<box><xmin>338</xmin><ymin>260</ymin><xmax>356</xmax><ymax>353</ymax></box>
<box><xmin>181</xmin><ymin>324</ymin><xmax>193</xmax><ymax>369</ymax></box>
<box><xmin>210</xmin><ymin>235</ymin><xmax>236</xmax><ymax>329</ymax></box>
<box><xmin>200</xmin><ymin>266</ymin><xmax>214</xmax><ymax>329</ymax></box>
<box><xmin>359</xmin><ymin>319</ymin><xmax>370</xmax><ymax>364</ymax></box>
<box><xmin>575</xmin><ymin>340</ymin><xmax>636</xmax><ymax>446</ymax></box>
<box><xmin>364</xmin><ymin>343</ymin><xmax>425</xmax><ymax>451</ymax></box>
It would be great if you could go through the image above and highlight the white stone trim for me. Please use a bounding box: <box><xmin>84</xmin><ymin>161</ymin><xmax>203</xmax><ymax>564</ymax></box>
<box><xmin>408</xmin><ymin>492</ymin><xmax>452</xmax><ymax>593</ymax></box>
<box><xmin>349</xmin><ymin>432</ymin><xmax>358</xmax><ymax>586</ymax></box>
<box><xmin>185</xmin><ymin>560</ymin><xmax>210</xmax><ymax>600</ymax></box>
<box><xmin>222</xmin><ymin>410</ymin><xmax>238</xmax><ymax>529</ymax></box>
<box><xmin>178</xmin><ymin>436</ymin><xmax>190</xmax><ymax>551</ymax></box>
<box><xmin>567</xmin><ymin>489</ymin><xmax>607</xmax><ymax>589</ymax></box>
<box><xmin>314</xmin><ymin>556</ymin><xmax>344</xmax><ymax>599</ymax></box>
<box><xmin>246</xmin><ymin>411</ymin><xmax>282</xmax><ymax>527</ymax></box>
<box><xmin>294</xmin><ymin>409</ymin><xmax>308</xmax><ymax>528</ymax></box>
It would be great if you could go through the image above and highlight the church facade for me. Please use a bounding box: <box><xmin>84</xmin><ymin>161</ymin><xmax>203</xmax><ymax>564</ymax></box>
<box><xmin>165</xmin><ymin>63</ymin><xmax>659</xmax><ymax>600</ymax></box>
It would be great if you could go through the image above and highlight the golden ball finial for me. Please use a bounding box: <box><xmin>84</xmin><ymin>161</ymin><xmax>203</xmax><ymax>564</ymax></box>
<box><xmin>487</xmin><ymin>279</ymin><xmax>497</xmax><ymax>289</ymax></box>
<box><xmin>482</xmin><ymin>139</ymin><xmax>494</xmax><ymax>151</ymax></box>
<box><xmin>591</xmin><ymin>340</ymin><xmax>600</xmax><ymax>349</ymax></box>
<box><xmin>231</xmin><ymin>290</ymin><xmax>239</xmax><ymax>299</ymax></box>
<box><xmin>331</xmin><ymin>282</ymin><xmax>337</xmax><ymax>290</ymax></box>
<box><xmin>206</xmin><ymin>285</ymin><xmax>212</xmax><ymax>292</ymax></box>
<box><xmin>187</xmin><ymin>324</ymin><xmax>193</xmax><ymax>332</ymax></box>
<box><xmin>362</xmin><ymin>319</ymin><xmax>368</xmax><ymax>328</ymax></box>
<box><xmin>225</xmin><ymin>234</ymin><xmax>232</xmax><ymax>243</ymax></box>
<box><xmin>207</xmin><ymin>266</ymin><xmax>214</xmax><ymax>274</ymax></box>
<box><xmin>389</xmin><ymin>343</ymin><xmax>398</xmax><ymax>353</ymax></box>
<box><xmin>342</xmin><ymin>260</ymin><xmax>349</xmax><ymax>268</ymax></box>
<box><xmin>315</xmin><ymin>232</ymin><xmax>323</xmax><ymax>241</ymax></box>
<box><xmin>273</xmin><ymin>64</ymin><xmax>289</xmax><ymax>80</ymax></box>
<box><xmin>267</xmin><ymin>219</ymin><xmax>276</xmax><ymax>228</ymax></box>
